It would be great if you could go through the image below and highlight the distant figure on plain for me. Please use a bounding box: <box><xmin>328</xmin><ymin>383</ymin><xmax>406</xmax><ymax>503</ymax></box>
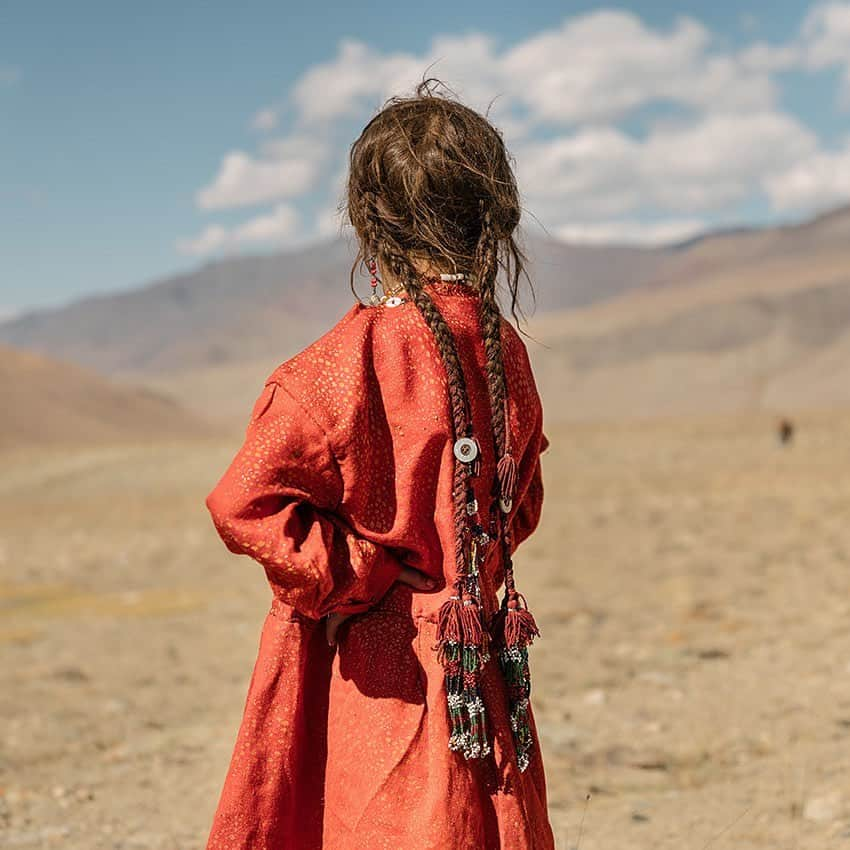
<box><xmin>778</xmin><ymin>418</ymin><xmax>795</xmax><ymax>445</ymax></box>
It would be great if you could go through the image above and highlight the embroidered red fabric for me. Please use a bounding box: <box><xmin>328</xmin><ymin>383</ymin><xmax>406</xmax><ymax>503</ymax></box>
<box><xmin>204</xmin><ymin>283</ymin><xmax>554</xmax><ymax>849</ymax></box>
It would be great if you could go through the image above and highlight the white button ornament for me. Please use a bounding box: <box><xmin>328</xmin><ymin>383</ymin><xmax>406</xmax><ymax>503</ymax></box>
<box><xmin>384</xmin><ymin>295</ymin><xmax>404</xmax><ymax>307</ymax></box>
<box><xmin>453</xmin><ymin>436</ymin><xmax>479</xmax><ymax>462</ymax></box>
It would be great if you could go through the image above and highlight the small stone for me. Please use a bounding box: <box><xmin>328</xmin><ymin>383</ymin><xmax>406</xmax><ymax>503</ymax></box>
<box><xmin>803</xmin><ymin>791</ymin><xmax>842</xmax><ymax>823</ymax></box>
<box><xmin>41</xmin><ymin>825</ymin><xmax>71</xmax><ymax>839</ymax></box>
<box><xmin>52</xmin><ymin>666</ymin><xmax>89</xmax><ymax>682</ymax></box>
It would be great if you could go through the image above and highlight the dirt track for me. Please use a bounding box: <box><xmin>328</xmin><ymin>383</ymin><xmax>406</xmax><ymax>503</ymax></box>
<box><xmin>2</xmin><ymin>411</ymin><xmax>850</xmax><ymax>848</ymax></box>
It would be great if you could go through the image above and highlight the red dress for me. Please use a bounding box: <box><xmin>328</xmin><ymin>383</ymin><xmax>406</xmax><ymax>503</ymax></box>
<box><xmin>204</xmin><ymin>281</ymin><xmax>554</xmax><ymax>850</ymax></box>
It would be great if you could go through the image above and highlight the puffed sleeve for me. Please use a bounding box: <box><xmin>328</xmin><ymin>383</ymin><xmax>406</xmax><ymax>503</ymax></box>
<box><xmin>205</xmin><ymin>379</ymin><xmax>404</xmax><ymax>620</ymax></box>
<box><xmin>509</xmin><ymin>429</ymin><xmax>549</xmax><ymax>553</ymax></box>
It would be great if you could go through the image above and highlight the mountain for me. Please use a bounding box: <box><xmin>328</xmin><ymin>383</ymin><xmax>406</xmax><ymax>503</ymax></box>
<box><xmin>0</xmin><ymin>343</ymin><xmax>217</xmax><ymax>449</ymax></box>
<box><xmin>1</xmin><ymin>203</ymin><xmax>849</xmax><ymax>424</ymax></box>
<box><xmin>525</xmin><ymin>205</ymin><xmax>850</xmax><ymax>420</ymax></box>
<box><xmin>0</xmin><ymin>232</ymin><xmax>665</xmax><ymax>377</ymax></box>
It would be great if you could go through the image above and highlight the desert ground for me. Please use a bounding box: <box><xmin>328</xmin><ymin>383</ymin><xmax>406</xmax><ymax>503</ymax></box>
<box><xmin>2</xmin><ymin>409</ymin><xmax>850</xmax><ymax>849</ymax></box>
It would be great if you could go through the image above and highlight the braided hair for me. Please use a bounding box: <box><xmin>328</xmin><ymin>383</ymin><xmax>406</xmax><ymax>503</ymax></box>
<box><xmin>344</xmin><ymin>78</ymin><xmax>540</xmax><ymax>770</ymax></box>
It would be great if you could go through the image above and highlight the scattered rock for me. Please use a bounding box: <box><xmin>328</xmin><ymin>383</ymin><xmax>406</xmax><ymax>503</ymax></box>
<box><xmin>803</xmin><ymin>790</ymin><xmax>843</xmax><ymax>823</ymax></box>
<box><xmin>694</xmin><ymin>648</ymin><xmax>730</xmax><ymax>660</ymax></box>
<box><xmin>52</xmin><ymin>666</ymin><xmax>89</xmax><ymax>682</ymax></box>
<box><xmin>583</xmin><ymin>689</ymin><xmax>606</xmax><ymax>705</ymax></box>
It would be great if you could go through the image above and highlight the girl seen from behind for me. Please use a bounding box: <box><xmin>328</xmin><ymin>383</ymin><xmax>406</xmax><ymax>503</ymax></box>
<box><xmin>204</xmin><ymin>78</ymin><xmax>554</xmax><ymax>850</ymax></box>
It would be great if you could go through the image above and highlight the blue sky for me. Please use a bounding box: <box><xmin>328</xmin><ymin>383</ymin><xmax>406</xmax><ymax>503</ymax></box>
<box><xmin>1</xmin><ymin>1</ymin><xmax>849</xmax><ymax>316</ymax></box>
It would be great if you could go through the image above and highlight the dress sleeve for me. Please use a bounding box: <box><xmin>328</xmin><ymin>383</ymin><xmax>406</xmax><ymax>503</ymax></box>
<box><xmin>509</xmin><ymin>429</ymin><xmax>549</xmax><ymax>553</ymax></box>
<box><xmin>205</xmin><ymin>379</ymin><xmax>404</xmax><ymax>620</ymax></box>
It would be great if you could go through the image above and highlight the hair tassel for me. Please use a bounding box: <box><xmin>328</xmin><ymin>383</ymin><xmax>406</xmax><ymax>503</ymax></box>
<box><xmin>496</xmin><ymin>451</ymin><xmax>517</xmax><ymax>504</ymax></box>
<box><xmin>497</xmin><ymin>397</ymin><xmax>518</xmax><ymax>505</ymax></box>
<box><xmin>434</xmin><ymin>589</ymin><xmax>467</xmax><ymax>752</ymax></box>
<box><xmin>492</xmin><ymin>540</ymin><xmax>540</xmax><ymax>772</ymax></box>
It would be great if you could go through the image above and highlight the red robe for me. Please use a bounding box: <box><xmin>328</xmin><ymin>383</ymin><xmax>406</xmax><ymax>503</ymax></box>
<box><xmin>204</xmin><ymin>282</ymin><xmax>554</xmax><ymax>850</ymax></box>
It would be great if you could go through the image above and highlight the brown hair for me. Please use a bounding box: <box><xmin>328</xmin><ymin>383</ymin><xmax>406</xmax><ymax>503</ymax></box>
<box><xmin>344</xmin><ymin>77</ymin><xmax>534</xmax><ymax>572</ymax></box>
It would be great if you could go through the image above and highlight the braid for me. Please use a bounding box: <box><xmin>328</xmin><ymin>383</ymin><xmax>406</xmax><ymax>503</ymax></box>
<box><xmin>473</xmin><ymin>204</ymin><xmax>539</xmax><ymax>774</ymax></box>
<box><xmin>474</xmin><ymin>208</ymin><xmax>521</xmax><ymax>595</ymax></box>
<box><xmin>369</xmin><ymin>232</ymin><xmax>473</xmax><ymax>580</ymax></box>
<box><xmin>475</xmin><ymin>207</ymin><xmax>508</xmax><ymax>459</ymax></box>
<box><xmin>376</xmin><ymin>233</ymin><xmax>493</xmax><ymax>761</ymax></box>
<box><xmin>407</xmin><ymin>286</ymin><xmax>471</xmax><ymax>580</ymax></box>
<box><xmin>408</xmin><ymin>295</ymin><xmax>471</xmax><ymax>583</ymax></box>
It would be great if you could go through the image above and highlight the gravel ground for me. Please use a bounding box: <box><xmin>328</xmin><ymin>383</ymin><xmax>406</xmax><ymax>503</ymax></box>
<box><xmin>2</xmin><ymin>411</ymin><xmax>849</xmax><ymax>849</ymax></box>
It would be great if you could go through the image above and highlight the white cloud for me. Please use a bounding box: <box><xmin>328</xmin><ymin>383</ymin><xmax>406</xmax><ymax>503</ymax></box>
<box><xmin>764</xmin><ymin>137</ymin><xmax>850</xmax><ymax>211</ymax></box>
<box><xmin>801</xmin><ymin>2</ymin><xmax>850</xmax><ymax>103</ymax></box>
<box><xmin>283</xmin><ymin>15</ymin><xmax>779</xmax><ymax>131</ymax></box>
<box><xmin>177</xmin><ymin>204</ymin><xmax>300</xmax><ymax>256</ymax></box>
<box><xmin>555</xmin><ymin>217</ymin><xmax>706</xmax><ymax>245</ymax></box>
<box><xmin>738</xmin><ymin>41</ymin><xmax>802</xmax><ymax>73</ymax></box>
<box><xmin>184</xmin><ymin>5</ymin><xmax>850</xmax><ymax>254</ymax></box>
<box><xmin>503</xmin><ymin>11</ymin><xmax>776</xmax><ymax>124</ymax></box>
<box><xmin>197</xmin><ymin>139</ymin><xmax>327</xmax><ymax>210</ymax></box>
<box><xmin>290</xmin><ymin>35</ymin><xmax>506</xmax><ymax>127</ymax></box>
<box><xmin>739</xmin><ymin>3</ymin><xmax>850</xmax><ymax>104</ymax></box>
<box><xmin>514</xmin><ymin>111</ymin><xmax>817</xmax><ymax>223</ymax></box>
<box><xmin>802</xmin><ymin>2</ymin><xmax>850</xmax><ymax>67</ymax></box>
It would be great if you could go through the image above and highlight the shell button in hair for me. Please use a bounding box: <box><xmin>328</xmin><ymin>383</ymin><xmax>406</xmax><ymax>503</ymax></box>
<box><xmin>453</xmin><ymin>436</ymin><xmax>479</xmax><ymax>463</ymax></box>
<box><xmin>384</xmin><ymin>295</ymin><xmax>405</xmax><ymax>307</ymax></box>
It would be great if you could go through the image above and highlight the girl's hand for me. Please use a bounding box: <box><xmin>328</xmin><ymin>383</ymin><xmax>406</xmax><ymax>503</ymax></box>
<box><xmin>325</xmin><ymin>565</ymin><xmax>437</xmax><ymax>646</ymax></box>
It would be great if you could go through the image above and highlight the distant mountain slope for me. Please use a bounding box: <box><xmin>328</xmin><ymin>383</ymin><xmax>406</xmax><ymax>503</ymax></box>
<box><xmin>2</xmin><ymin>204</ymin><xmax>849</xmax><ymax>424</ymax></box>
<box><xmin>0</xmin><ymin>232</ymin><xmax>665</xmax><ymax>376</ymax></box>
<box><xmin>526</xmin><ymin>206</ymin><xmax>850</xmax><ymax>420</ymax></box>
<box><xmin>0</xmin><ymin>343</ymin><xmax>216</xmax><ymax>449</ymax></box>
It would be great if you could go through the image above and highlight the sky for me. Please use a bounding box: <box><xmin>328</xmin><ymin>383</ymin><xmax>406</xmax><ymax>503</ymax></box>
<box><xmin>1</xmin><ymin>0</ymin><xmax>849</xmax><ymax>316</ymax></box>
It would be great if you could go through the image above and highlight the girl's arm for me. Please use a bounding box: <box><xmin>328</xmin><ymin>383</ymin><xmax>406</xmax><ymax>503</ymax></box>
<box><xmin>509</xmin><ymin>429</ymin><xmax>549</xmax><ymax>552</ymax></box>
<box><xmin>205</xmin><ymin>379</ymin><xmax>404</xmax><ymax>621</ymax></box>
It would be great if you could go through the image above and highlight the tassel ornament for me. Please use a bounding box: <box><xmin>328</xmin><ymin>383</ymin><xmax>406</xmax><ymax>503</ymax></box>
<box><xmin>496</xmin><ymin>451</ymin><xmax>517</xmax><ymax>509</ymax></box>
<box><xmin>497</xmin><ymin>397</ymin><xmax>518</xmax><ymax>512</ymax></box>
<box><xmin>492</xmin><ymin>534</ymin><xmax>541</xmax><ymax>772</ymax></box>
<box><xmin>435</xmin><ymin>510</ymin><xmax>492</xmax><ymax>760</ymax></box>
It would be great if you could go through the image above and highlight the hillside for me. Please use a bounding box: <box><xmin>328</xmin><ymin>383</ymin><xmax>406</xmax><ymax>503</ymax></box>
<box><xmin>0</xmin><ymin>232</ymin><xmax>664</xmax><ymax>377</ymax></box>
<box><xmin>0</xmin><ymin>343</ymin><xmax>217</xmax><ymax>450</ymax></box>
<box><xmin>2</xmin><ymin>204</ymin><xmax>849</xmax><ymax>424</ymax></box>
<box><xmin>526</xmin><ymin>205</ymin><xmax>850</xmax><ymax>420</ymax></box>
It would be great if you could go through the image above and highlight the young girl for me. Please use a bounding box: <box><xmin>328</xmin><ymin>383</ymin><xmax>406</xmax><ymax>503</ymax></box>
<box><xmin>204</xmin><ymin>79</ymin><xmax>554</xmax><ymax>850</ymax></box>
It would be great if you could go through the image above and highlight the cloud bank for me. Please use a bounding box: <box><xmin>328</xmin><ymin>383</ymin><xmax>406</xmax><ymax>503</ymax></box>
<box><xmin>178</xmin><ymin>4</ymin><xmax>850</xmax><ymax>257</ymax></box>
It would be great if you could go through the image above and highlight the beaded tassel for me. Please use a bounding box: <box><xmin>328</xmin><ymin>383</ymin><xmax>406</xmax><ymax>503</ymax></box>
<box><xmin>435</xmin><ymin>443</ymin><xmax>492</xmax><ymax>761</ymax></box>
<box><xmin>460</xmin><ymin>534</ymin><xmax>490</xmax><ymax>759</ymax></box>
<box><xmin>491</xmin><ymin>577</ymin><xmax>539</xmax><ymax>772</ymax></box>
<box><xmin>436</xmin><ymin>592</ymin><xmax>465</xmax><ymax>749</ymax></box>
<box><xmin>491</xmin><ymin>396</ymin><xmax>541</xmax><ymax>772</ymax></box>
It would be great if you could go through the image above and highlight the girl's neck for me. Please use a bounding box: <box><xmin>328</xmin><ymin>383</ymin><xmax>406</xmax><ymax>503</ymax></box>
<box><xmin>381</xmin><ymin>258</ymin><xmax>475</xmax><ymax>299</ymax></box>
